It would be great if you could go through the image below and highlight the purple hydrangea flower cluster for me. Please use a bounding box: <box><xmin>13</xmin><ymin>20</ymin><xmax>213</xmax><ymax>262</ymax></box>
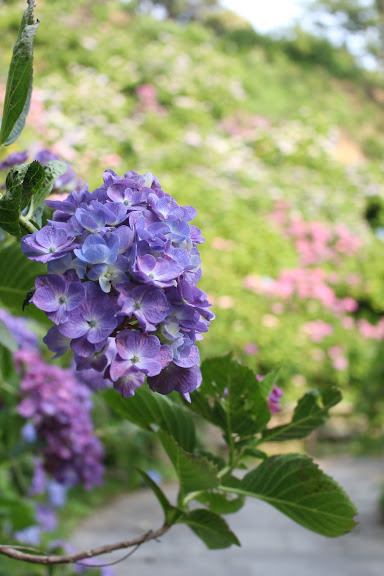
<box><xmin>0</xmin><ymin>150</ymin><xmax>29</xmax><ymax>170</ymax></box>
<box><xmin>15</xmin><ymin>349</ymin><xmax>104</xmax><ymax>490</ymax></box>
<box><xmin>22</xmin><ymin>169</ymin><xmax>214</xmax><ymax>400</ymax></box>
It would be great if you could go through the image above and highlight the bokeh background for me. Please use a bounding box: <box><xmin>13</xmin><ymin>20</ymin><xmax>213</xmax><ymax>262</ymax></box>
<box><xmin>2</xmin><ymin>0</ymin><xmax>384</xmax><ymax>572</ymax></box>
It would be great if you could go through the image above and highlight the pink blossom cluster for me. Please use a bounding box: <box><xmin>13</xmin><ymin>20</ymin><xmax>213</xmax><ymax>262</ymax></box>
<box><xmin>220</xmin><ymin>112</ymin><xmax>270</xmax><ymax>139</ymax></box>
<box><xmin>244</xmin><ymin>268</ymin><xmax>358</xmax><ymax>315</ymax></box>
<box><xmin>301</xmin><ymin>320</ymin><xmax>334</xmax><ymax>343</ymax></box>
<box><xmin>270</xmin><ymin>202</ymin><xmax>362</xmax><ymax>266</ymax></box>
<box><xmin>289</xmin><ymin>221</ymin><xmax>361</xmax><ymax>266</ymax></box>
<box><xmin>357</xmin><ymin>318</ymin><xmax>384</xmax><ymax>341</ymax></box>
<box><xmin>135</xmin><ymin>84</ymin><xmax>166</xmax><ymax>115</ymax></box>
<box><xmin>28</xmin><ymin>88</ymin><xmax>47</xmax><ymax>136</ymax></box>
<box><xmin>328</xmin><ymin>346</ymin><xmax>348</xmax><ymax>371</ymax></box>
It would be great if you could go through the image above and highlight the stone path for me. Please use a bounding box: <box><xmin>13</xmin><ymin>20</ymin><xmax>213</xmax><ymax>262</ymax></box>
<box><xmin>71</xmin><ymin>458</ymin><xmax>384</xmax><ymax>576</ymax></box>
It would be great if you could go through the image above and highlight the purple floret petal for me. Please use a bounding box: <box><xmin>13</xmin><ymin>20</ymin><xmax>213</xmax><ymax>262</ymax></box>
<box><xmin>113</xmin><ymin>370</ymin><xmax>146</xmax><ymax>398</ymax></box>
<box><xmin>43</xmin><ymin>326</ymin><xmax>71</xmax><ymax>358</ymax></box>
<box><xmin>148</xmin><ymin>363</ymin><xmax>202</xmax><ymax>396</ymax></box>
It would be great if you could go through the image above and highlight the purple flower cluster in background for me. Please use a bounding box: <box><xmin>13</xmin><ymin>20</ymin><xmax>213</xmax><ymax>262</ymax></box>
<box><xmin>15</xmin><ymin>349</ymin><xmax>104</xmax><ymax>489</ymax></box>
<box><xmin>0</xmin><ymin>308</ymin><xmax>39</xmax><ymax>350</ymax></box>
<box><xmin>22</xmin><ymin>169</ymin><xmax>214</xmax><ymax>400</ymax></box>
<box><xmin>0</xmin><ymin>150</ymin><xmax>29</xmax><ymax>170</ymax></box>
<box><xmin>0</xmin><ymin>148</ymin><xmax>80</xmax><ymax>191</ymax></box>
<box><xmin>0</xmin><ymin>307</ymin><xmax>105</xmax><ymax>548</ymax></box>
<box><xmin>14</xmin><ymin>457</ymin><xmax>68</xmax><ymax>546</ymax></box>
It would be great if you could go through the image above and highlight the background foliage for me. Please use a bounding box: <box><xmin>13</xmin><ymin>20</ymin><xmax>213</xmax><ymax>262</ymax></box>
<box><xmin>0</xmin><ymin>0</ymin><xmax>382</xmax><ymax>572</ymax></box>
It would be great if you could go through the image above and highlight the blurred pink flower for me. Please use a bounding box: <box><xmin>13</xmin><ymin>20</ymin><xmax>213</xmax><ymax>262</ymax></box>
<box><xmin>211</xmin><ymin>237</ymin><xmax>234</xmax><ymax>251</ymax></box>
<box><xmin>51</xmin><ymin>142</ymin><xmax>77</xmax><ymax>161</ymax></box>
<box><xmin>28</xmin><ymin>88</ymin><xmax>46</xmax><ymax>134</ymax></box>
<box><xmin>243</xmin><ymin>342</ymin><xmax>259</xmax><ymax>356</ymax></box>
<box><xmin>221</xmin><ymin>112</ymin><xmax>270</xmax><ymax>138</ymax></box>
<box><xmin>243</xmin><ymin>274</ymin><xmax>268</xmax><ymax>292</ymax></box>
<box><xmin>276</xmin><ymin>211</ymin><xmax>362</xmax><ymax>266</ymax></box>
<box><xmin>342</xmin><ymin>317</ymin><xmax>355</xmax><ymax>330</ymax></box>
<box><xmin>332</xmin><ymin>356</ymin><xmax>348</xmax><ymax>371</ymax></box>
<box><xmin>135</xmin><ymin>83</ymin><xmax>165</xmax><ymax>115</ymax></box>
<box><xmin>328</xmin><ymin>346</ymin><xmax>342</xmax><ymax>359</ymax></box>
<box><xmin>327</xmin><ymin>272</ymin><xmax>340</xmax><ymax>284</ymax></box>
<box><xmin>341</xmin><ymin>297</ymin><xmax>358</xmax><ymax>313</ymax></box>
<box><xmin>271</xmin><ymin>302</ymin><xmax>284</xmax><ymax>314</ymax></box>
<box><xmin>100</xmin><ymin>153</ymin><xmax>122</xmax><ymax>167</ymax></box>
<box><xmin>205</xmin><ymin>293</ymin><xmax>215</xmax><ymax>305</ymax></box>
<box><xmin>302</xmin><ymin>321</ymin><xmax>333</xmax><ymax>342</ymax></box>
<box><xmin>357</xmin><ymin>319</ymin><xmax>384</xmax><ymax>340</ymax></box>
<box><xmin>217</xmin><ymin>296</ymin><xmax>234</xmax><ymax>309</ymax></box>
<box><xmin>346</xmin><ymin>273</ymin><xmax>361</xmax><ymax>287</ymax></box>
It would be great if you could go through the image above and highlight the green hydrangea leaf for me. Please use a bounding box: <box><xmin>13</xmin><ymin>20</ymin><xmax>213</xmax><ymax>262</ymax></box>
<box><xmin>158</xmin><ymin>430</ymin><xmax>219</xmax><ymax>495</ymax></box>
<box><xmin>104</xmin><ymin>387</ymin><xmax>196</xmax><ymax>452</ymax></box>
<box><xmin>188</xmin><ymin>354</ymin><xmax>271</xmax><ymax>444</ymax></box>
<box><xmin>262</xmin><ymin>388</ymin><xmax>342</xmax><ymax>442</ymax></box>
<box><xmin>0</xmin><ymin>241</ymin><xmax>47</xmax><ymax>323</ymax></box>
<box><xmin>29</xmin><ymin>160</ymin><xmax>67</xmax><ymax>215</ymax></box>
<box><xmin>222</xmin><ymin>454</ymin><xmax>357</xmax><ymax>537</ymax></box>
<box><xmin>195</xmin><ymin>491</ymin><xmax>245</xmax><ymax>515</ymax></box>
<box><xmin>177</xmin><ymin>509</ymin><xmax>240</xmax><ymax>549</ymax></box>
<box><xmin>0</xmin><ymin>495</ymin><xmax>35</xmax><ymax>531</ymax></box>
<box><xmin>0</xmin><ymin>1</ymin><xmax>39</xmax><ymax>146</ymax></box>
<box><xmin>136</xmin><ymin>468</ymin><xmax>173</xmax><ymax>522</ymax></box>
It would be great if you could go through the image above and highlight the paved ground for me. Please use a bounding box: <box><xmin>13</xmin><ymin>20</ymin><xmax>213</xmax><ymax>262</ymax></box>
<box><xmin>71</xmin><ymin>458</ymin><xmax>384</xmax><ymax>576</ymax></box>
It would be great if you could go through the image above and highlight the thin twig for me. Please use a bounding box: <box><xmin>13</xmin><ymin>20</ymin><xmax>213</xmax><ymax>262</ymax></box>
<box><xmin>75</xmin><ymin>530</ymin><xmax>154</xmax><ymax>569</ymax></box>
<box><xmin>0</xmin><ymin>524</ymin><xmax>170</xmax><ymax>565</ymax></box>
<box><xmin>76</xmin><ymin>542</ymin><xmax>140</xmax><ymax>568</ymax></box>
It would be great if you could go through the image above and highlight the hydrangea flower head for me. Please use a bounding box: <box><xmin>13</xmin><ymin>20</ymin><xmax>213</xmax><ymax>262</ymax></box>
<box><xmin>22</xmin><ymin>169</ymin><xmax>214</xmax><ymax>399</ymax></box>
<box><xmin>16</xmin><ymin>349</ymin><xmax>104</xmax><ymax>489</ymax></box>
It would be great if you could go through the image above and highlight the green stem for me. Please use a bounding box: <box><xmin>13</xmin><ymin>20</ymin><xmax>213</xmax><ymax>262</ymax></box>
<box><xmin>182</xmin><ymin>490</ymin><xmax>204</xmax><ymax>506</ymax></box>
<box><xmin>217</xmin><ymin>465</ymin><xmax>231</xmax><ymax>479</ymax></box>
<box><xmin>218</xmin><ymin>485</ymin><xmax>240</xmax><ymax>495</ymax></box>
<box><xmin>19</xmin><ymin>215</ymin><xmax>38</xmax><ymax>234</ymax></box>
<box><xmin>25</xmin><ymin>202</ymin><xmax>35</xmax><ymax>221</ymax></box>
